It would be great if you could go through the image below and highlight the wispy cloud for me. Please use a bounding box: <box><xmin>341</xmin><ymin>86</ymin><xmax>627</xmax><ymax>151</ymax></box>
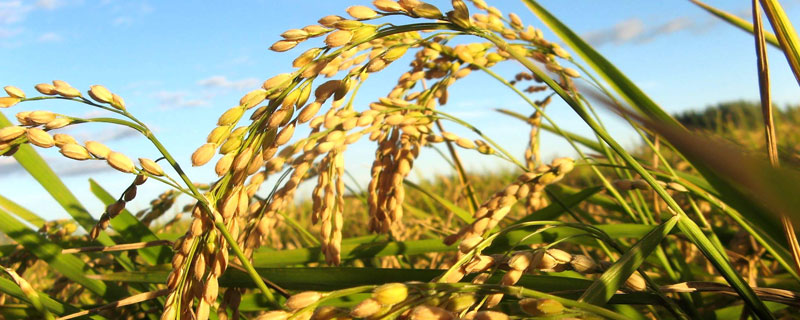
<box><xmin>0</xmin><ymin>156</ymin><xmax>113</xmax><ymax>177</ymax></box>
<box><xmin>197</xmin><ymin>75</ymin><xmax>260</xmax><ymax>91</ymax></box>
<box><xmin>154</xmin><ymin>90</ymin><xmax>209</xmax><ymax>109</ymax></box>
<box><xmin>583</xmin><ymin>15</ymin><xmax>719</xmax><ymax>47</ymax></box>
<box><xmin>0</xmin><ymin>1</ymin><xmax>32</xmax><ymax>25</ymax></box>
<box><xmin>35</xmin><ymin>0</ymin><xmax>64</xmax><ymax>10</ymax></box>
<box><xmin>0</xmin><ymin>0</ymin><xmax>71</xmax><ymax>40</ymax></box>
<box><xmin>37</xmin><ymin>31</ymin><xmax>61</xmax><ymax>42</ymax></box>
<box><xmin>112</xmin><ymin>16</ymin><xmax>132</xmax><ymax>26</ymax></box>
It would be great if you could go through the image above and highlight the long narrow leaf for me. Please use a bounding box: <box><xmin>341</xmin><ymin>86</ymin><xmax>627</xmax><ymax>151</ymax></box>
<box><xmin>0</xmin><ymin>113</ymin><xmax>118</xmax><ymax>248</ymax></box>
<box><xmin>759</xmin><ymin>0</ymin><xmax>800</xmax><ymax>86</ymax></box>
<box><xmin>0</xmin><ymin>206</ymin><xmax>124</xmax><ymax>300</ymax></box>
<box><xmin>404</xmin><ymin>180</ymin><xmax>473</xmax><ymax>223</ymax></box>
<box><xmin>690</xmin><ymin>0</ymin><xmax>780</xmax><ymax>47</ymax></box>
<box><xmin>522</xmin><ymin>0</ymin><xmax>681</xmax><ymax>128</ymax></box>
<box><xmin>580</xmin><ymin>215</ymin><xmax>679</xmax><ymax>305</ymax></box>
<box><xmin>0</xmin><ymin>194</ymin><xmax>45</xmax><ymax>228</ymax></box>
<box><xmin>0</xmin><ymin>278</ymin><xmax>104</xmax><ymax>319</ymax></box>
<box><xmin>88</xmin><ymin>179</ymin><xmax>172</xmax><ymax>265</ymax></box>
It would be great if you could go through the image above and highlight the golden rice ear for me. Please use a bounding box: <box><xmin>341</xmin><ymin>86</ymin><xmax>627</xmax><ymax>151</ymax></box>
<box><xmin>107</xmin><ymin>151</ymin><xmax>136</xmax><ymax>173</ymax></box>
<box><xmin>347</xmin><ymin>5</ymin><xmax>378</xmax><ymax>19</ymax></box>
<box><xmin>191</xmin><ymin>143</ymin><xmax>216</xmax><ymax>166</ymax></box>
<box><xmin>34</xmin><ymin>83</ymin><xmax>57</xmax><ymax>95</ymax></box>
<box><xmin>88</xmin><ymin>85</ymin><xmax>113</xmax><ymax>103</ymax></box>
<box><xmin>139</xmin><ymin>158</ymin><xmax>164</xmax><ymax>176</ymax></box>
<box><xmin>285</xmin><ymin>291</ymin><xmax>323</xmax><ymax>311</ymax></box>
<box><xmin>0</xmin><ymin>97</ymin><xmax>21</xmax><ymax>108</ymax></box>
<box><xmin>372</xmin><ymin>283</ymin><xmax>408</xmax><ymax>306</ymax></box>
<box><xmin>373</xmin><ymin>0</ymin><xmax>405</xmax><ymax>13</ymax></box>
<box><xmin>59</xmin><ymin>143</ymin><xmax>91</xmax><ymax>160</ymax></box>
<box><xmin>324</xmin><ymin>30</ymin><xmax>353</xmax><ymax>47</ymax></box>
<box><xmin>0</xmin><ymin>126</ymin><xmax>25</xmax><ymax>142</ymax></box>
<box><xmin>3</xmin><ymin>86</ymin><xmax>25</xmax><ymax>99</ymax></box>
<box><xmin>270</xmin><ymin>40</ymin><xmax>299</xmax><ymax>52</ymax></box>
<box><xmin>26</xmin><ymin>128</ymin><xmax>55</xmax><ymax>148</ymax></box>
<box><xmin>85</xmin><ymin>141</ymin><xmax>111</xmax><ymax>159</ymax></box>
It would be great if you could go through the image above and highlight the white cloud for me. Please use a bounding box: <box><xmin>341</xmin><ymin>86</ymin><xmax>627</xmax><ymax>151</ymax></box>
<box><xmin>0</xmin><ymin>27</ymin><xmax>21</xmax><ymax>38</ymax></box>
<box><xmin>583</xmin><ymin>15</ymin><xmax>720</xmax><ymax>47</ymax></box>
<box><xmin>35</xmin><ymin>0</ymin><xmax>63</xmax><ymax>10</ymax></box>
<box><xmin>197</xmin><ymin>75</ymin><xmax>260</xmax><ymax>91</ymax></box>
<box><xmin>112</xmin><ymin>16</ymin><xmax>132</xmax><ymax>26</ymax></box>
<box><xmin>154</xmin><ymin>90</ymin><xmax>209</xmax><ymax>109</ymax></box>
<box><xmin>0</xmin><ymin>1</ymin><xmax>32</xmax><ymax>25</ymax></box>
<box><xmin>37</xmin><ymin>31</ymin><xmax>61</xmax><ymax>42</ymax></box>
<box><xmin>583</xmin><ymin>18</ymin><xmax>645</xmax><ymax>46</ymax></box>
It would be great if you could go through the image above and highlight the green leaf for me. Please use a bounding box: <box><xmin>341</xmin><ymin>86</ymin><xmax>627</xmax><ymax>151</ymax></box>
<box><xmin>496</xmin><ymin>108</ymin><xmax>605</xmax><ymax>154</ymax></box>
<box><xmin>88</xmin><ymin>179</ymin><xmax>172</xmax><ymax>265</ymax></box>
<box><xmin>0</xmin><ymin>206</ymin><xmax>124</xmax><ymax>300</ymax></box>
<box><xmin>404</xmin><ymin>180</ymin><xmax>473</xmax><ymax>223</ymax></box>
<box><xmin>0</xmin><ymin>278</ymin><xmax>104</xmax><ymax>319</ymax></box>
<box><xmin>759</xmin><ymin>0</ymin><xmax>800</xmax><ymax>86</ymax></box>
<box><xmin>580</xmin><ymin>215</ymin><xmax>679</xmax><ymax>305</ymax></box>
<box><xmin>250</xmin><ymin>223</ymin><xmax>655</xmax><ymax>267</ymax></box>
<box><xmin>0</xmin><ymin>194</ymin><xmax>45</xmax><ymax>228</ymax></box>
<box><xmin>0</xmin><ymin>113</ymin><xmax>118</xmax><ymax>248</ymax></box>
<box><xmin>521</xmin><ymin>0</ymin><xmax>681</xmax><ymax>128</ymax></box>
<box><xmin>513</xmin><ymin>186</ymin><xmax>602</xmax><ymax>225</ymax></box>
<box><xmin>690</xmin><ymin>0</ymin><xmax>780</xmax><ymax>47</ymax></box>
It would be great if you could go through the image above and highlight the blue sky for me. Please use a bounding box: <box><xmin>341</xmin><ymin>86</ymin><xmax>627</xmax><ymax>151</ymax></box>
<box><xmin>1</xmin><ymin>0</ymin><xmax>799</xmax><ymax>222</ymax></box>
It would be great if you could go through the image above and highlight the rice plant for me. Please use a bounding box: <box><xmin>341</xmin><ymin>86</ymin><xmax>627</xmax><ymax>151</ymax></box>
<box><xmin>0</xmin><ymin>0</ymin><xmax>799</xmax><ymax>319</ymax></box>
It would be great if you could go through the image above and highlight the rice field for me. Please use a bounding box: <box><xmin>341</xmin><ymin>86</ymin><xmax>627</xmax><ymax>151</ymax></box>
<box><xmin>0</xmin><ymin>0</ymin><xmax>799</xmax><ymax>319</ymax></box>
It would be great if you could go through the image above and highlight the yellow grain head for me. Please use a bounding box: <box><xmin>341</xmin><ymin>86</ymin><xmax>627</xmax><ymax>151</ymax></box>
<box><xmin>324</xmin><ymin>30</ymin><xmax>353</xmax><ymax>47</ymax></box>
<box><xmin>53</xmin><ymin>81</ymin><xmax>81</xmax><ymax>98</ymax></box>
<box><xmin>350</xmin><ymin>298</ymin><xmax>382</xmax><ymax>318</ymax></box>
<box><xmin>206</xmin><ymin>126</ymin><xmax>231</xmax><ymax>145</ymax></box>
<box><xmin>455</xmin><ymin>137</ymin><xmax>475</xmax><ymax>149</ymax></box>
<box><xmin>285</xmin><ymin>291</ymin><xmax>323</xmax><ymax>310</ymax></box>
<box><xmin>519</xmin><ymin>298</ymin><xmax>563</xmax><ymax>316</ymax></box>
<box><xmin>372</xmin><ymin>283</ymin><xmax>408</xmax><ymax>305</ymax></box>
<box><xmin>257</xmin><ymin>311</ymin><xmax>291</xmax><ymax>320</ymax></box>
<box><xmin>45</xmin><ymin>118</ymin><xmax>71</xmax><ymax>129</ymax></box>
<box><xmin>280</xmin><ymin>28</ymin><xmax>309</xmax><ymax>41</ymax></box>
<box><xmin>88</xmin><ymin>85</ymin><xmax>113</xmax><ymax>103</ymax></box>
<box><xmin>34</xmin><ymin>83</ymin><xmax>57</xmax><ymax>95</ymax></box>
<box><xmin>217</xmin><ymin>106</ymin><xmax>244</xmax><ymax>126</ymax></box>
<box><xmin>412</xmin><ymin>3</ymin><xmax>443</xmax><ymax>19</ymax></box>
<box><xmin>240</xmin><ymin>89</ymin><xmax>267</xmax><ymax>109</ymax></box>
<box><xmin>192</xmin><ymin>143</ymin><xmax>216</xmax><ymax>166</ymax></box>
<box><xmin>139</xmin><ymin>158</ymin><xmax>164</xmax><ymax>176</ymax></box>
<box><xmin>411</xmin><ymin>305</ymin><xmax>454</xmax><ymax>320</ymax></box>
<box><xmin>473</xmin><ymin>311</ymin><xmax>509</xmax><ymax>320</ymax></box>
<box><xmin>552</xmin><ymin>46</ymin><xmax>570</xmax><ymax>59</ymax></box>
<box><xmin>373</xmin><ymin>0</ymin><xmax>405</xmax><ymax>12</ymax></box>
<box><xmin>0</xmin><ymin>126</ymin><xmax>25</xmax><ymax>142</ymax></box>
<box><xmin>28</xmin><ymin>110</ymin><xmax>56</xmax><ymax>124</ymax></box>
<box><xmin>111</xmin><ymin>93</ymin><xmax>126</xmax><ymax>110</ymax></box>
<box><xmin>270</xmin><ymin>40</ymin><xmax>299</xmax><ymax>52</ymax></box>
<box><xmin>60</xmin><ymin>143</ymin><xmax>91</xmax><ymax>160</ymax></box>
<box><xmin>625</xmin><ymin>272</ymin><xmax>647</xmax><ymax>291</ymax></box>
<box><xmin>569</xmin><ymin>254</ymin><xmax>596</xmax><ymax>273</ymax></box>
<box><xmin>563</xmin><ymin>67</ymin><xmax>580</xmax><ymax>78</ymax></box>
<box><xmin>318</xmin><ymin>15</ymin><xmax>344</xmax><ymax>27</ymax></box>
<box><xmin>3</xmin><ymin>86</ymin><xmax>25</xmax><ymax>99</ymax></box>
<box><xmin>53</xmin><ymin>133</ymin><xmax>77</xmax><ymax>147</ymax></box>
<box><xmin>263</xmin><ymin>73</ymin><xmax>293</xmax><ymax>91</ymax></box>
<box><xmin>85</xmin><ymin>141</ymin><xmax>111</xmax><ymax>159</ymax></box>
<box><xmin>347</xmin><ymin>5</ymin><xmax>378</xmax><ymax>19</ymax></box>
<box><xmin>107</xmin><ymin>151</ymin><xmax>135</xmax><ymax>173</ymax></box>
<box><xmin>26</xmin><ymin>128</ymin><xmax>54</xmax><ymax>148</ymax></box>
<box><xmin>303</xmin><ymin>24</ymin><xmax>330</xmax><ymax>35</ymax></box>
